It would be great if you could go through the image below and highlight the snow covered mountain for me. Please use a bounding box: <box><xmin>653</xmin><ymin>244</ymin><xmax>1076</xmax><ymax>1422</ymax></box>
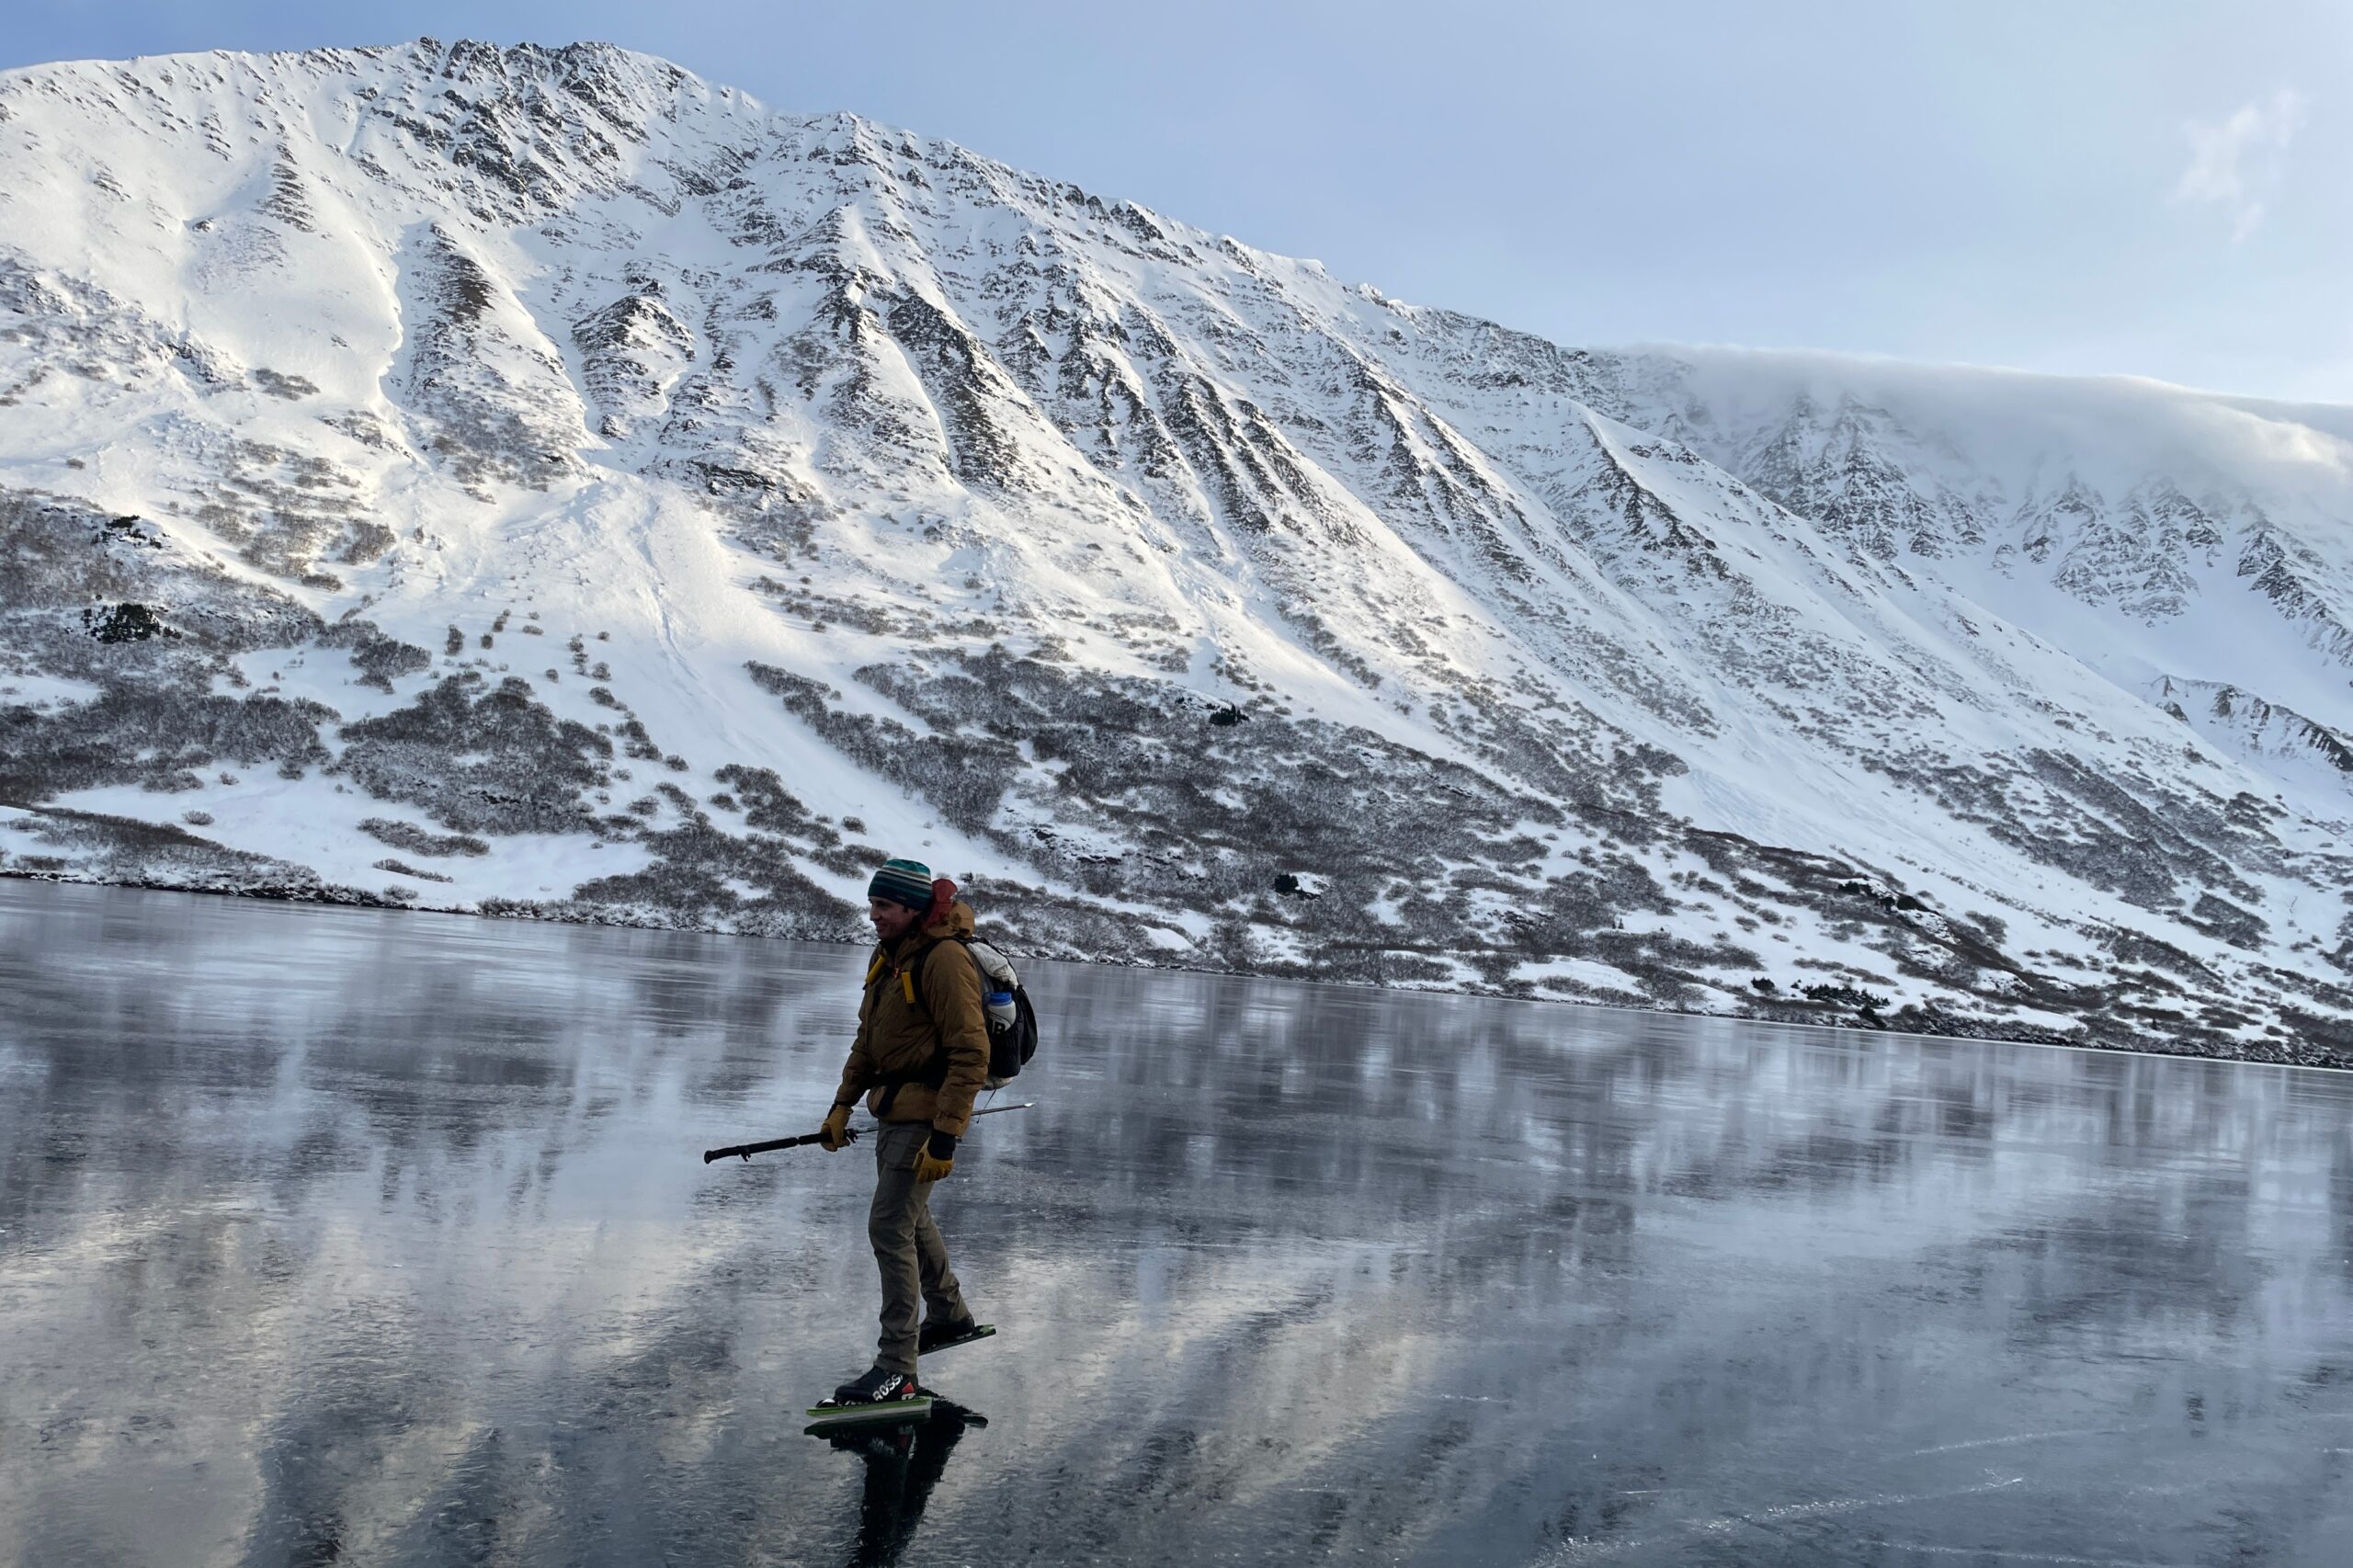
<box><xmin>3</xmin><ymin>40</ymin><xmax>2349</xmax><ymax>1064</ymax></box>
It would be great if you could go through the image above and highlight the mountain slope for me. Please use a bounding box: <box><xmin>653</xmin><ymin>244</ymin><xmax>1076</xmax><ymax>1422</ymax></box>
<box><xmin>3</xmin><ymin>40</ymin><xmax>2349</xmax><ymax>1063</ymax></box>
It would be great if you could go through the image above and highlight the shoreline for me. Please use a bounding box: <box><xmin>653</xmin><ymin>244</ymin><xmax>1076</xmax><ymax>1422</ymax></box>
<box><xmin>11</xmin><ymin>865</ymin><xmax>2347</xmax><ymax>1075</ymax></box>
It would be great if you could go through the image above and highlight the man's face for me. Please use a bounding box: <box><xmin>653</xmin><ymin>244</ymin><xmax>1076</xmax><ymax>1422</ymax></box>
<box><xmin>869</xmin><ymin>899</ymin><xmax>921</xmax><ymax>942</ymax></box>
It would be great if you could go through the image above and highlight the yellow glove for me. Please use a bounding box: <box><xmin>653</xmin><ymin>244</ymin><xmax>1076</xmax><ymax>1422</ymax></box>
<box><xmin>818</xmin><ymin>1102</ymin><xmax>854</xmax><ymax>1152</ymax></box>
<box><xmin>913</xmin><ymin>1129</ymin><xmax>958</xmax><ymax>1183</ymax></box>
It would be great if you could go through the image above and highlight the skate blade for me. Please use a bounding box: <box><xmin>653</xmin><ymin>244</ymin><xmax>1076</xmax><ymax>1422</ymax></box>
<box><xmin>918</xmin><ymin>1324</ymin><xmax>996</xmax><ymax>1357</ymax></box>
<box><xmin>804</xmin><ymin>1394</ymin><xmax>933</xmax><ymax>1430</ymax></box>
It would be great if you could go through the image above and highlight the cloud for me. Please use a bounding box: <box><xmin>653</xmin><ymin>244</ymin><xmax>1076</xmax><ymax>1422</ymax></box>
<box><xmin>2173</xmin><ymin>88</ymin><xmax>2307</xmax><ymax>242</ymax></box>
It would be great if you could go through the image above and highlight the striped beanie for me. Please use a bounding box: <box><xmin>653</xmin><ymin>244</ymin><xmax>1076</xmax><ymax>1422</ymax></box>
<box><xmin>868</xmin><ymin>858</ymin><xmax>935</xmax><ymax>912</ymax></box>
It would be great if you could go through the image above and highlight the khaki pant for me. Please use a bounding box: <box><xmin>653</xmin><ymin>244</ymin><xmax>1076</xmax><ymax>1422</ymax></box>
<box><xmin>868</xmin><ymin>1121</ymin><xmax>970</xmax><ymax>1376</ymax></box>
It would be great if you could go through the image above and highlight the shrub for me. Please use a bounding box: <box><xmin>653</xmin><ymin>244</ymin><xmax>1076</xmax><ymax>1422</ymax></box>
<box><xmin>337</xmin><ymin>675</ymin><xmax>611</xmax><ymax>835</ymax></box>
<box><xmin>358</xmin><ymin>817</ymin><xmax>491</xmax><ymax>858</ymax></box>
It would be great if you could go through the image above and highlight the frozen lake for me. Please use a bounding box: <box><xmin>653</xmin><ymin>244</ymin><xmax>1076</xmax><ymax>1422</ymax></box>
<box><xmin>3</xmin><ymin>880</ymin><xmax>2350</xmax><ymax>1566</ymax></box>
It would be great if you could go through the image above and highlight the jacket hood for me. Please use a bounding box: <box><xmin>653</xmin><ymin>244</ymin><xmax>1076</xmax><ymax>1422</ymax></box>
<box><xmin>884</xmin><ymin>898</ymin><xmax>974</xmax><ymax>953</ymax></box>
<box><xmin>925</xmin><ymin>900</ymin><xmax>976</xmax><ymax>940</ymax></box>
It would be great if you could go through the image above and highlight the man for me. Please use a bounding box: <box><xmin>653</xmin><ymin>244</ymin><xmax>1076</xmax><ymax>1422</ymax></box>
<box><xmin>820</xmin><ymin>857</ymin><xmax>991</xmax><ymax>1406</ymax></box>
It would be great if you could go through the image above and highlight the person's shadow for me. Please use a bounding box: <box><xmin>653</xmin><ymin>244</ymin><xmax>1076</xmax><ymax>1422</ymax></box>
<box><xmin>813</xmin><ymin>1400</ymin><xmax>987</xmax><ymax>1567</ymax></box>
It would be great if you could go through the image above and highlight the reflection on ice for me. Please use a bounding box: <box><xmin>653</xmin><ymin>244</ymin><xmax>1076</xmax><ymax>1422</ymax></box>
<box><xmin>812</xmin><ymin>1400</ymin><xmax>986</xmax><ymax>1567</ymax></box>
<box><xmin>2</xmin><ymin>881</ymin><xmax>2350</xmax><ymax>1566</ymax></box>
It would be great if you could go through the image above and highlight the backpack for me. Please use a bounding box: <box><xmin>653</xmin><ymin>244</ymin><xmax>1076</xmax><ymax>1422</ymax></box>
<box><xmin>909</xmin><ymin>934</ymin><xmax>1040</xmax><ymax>1089</ymax></box>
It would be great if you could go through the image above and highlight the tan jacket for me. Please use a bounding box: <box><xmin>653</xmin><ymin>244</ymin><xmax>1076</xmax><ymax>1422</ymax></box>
<box><xmin>831</xmin><ymin>900</ymin><xmax>991</xmax><ymax>1137</ymax></box>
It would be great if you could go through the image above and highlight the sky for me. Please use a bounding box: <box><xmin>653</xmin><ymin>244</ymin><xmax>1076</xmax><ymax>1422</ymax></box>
<box><xmin>8</xmin><ymin>1</ymin><xmax>2349</xmax><ymax>402</ymax></box>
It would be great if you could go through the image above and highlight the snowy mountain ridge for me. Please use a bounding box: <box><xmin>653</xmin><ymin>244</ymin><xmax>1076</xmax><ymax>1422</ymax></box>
<box><xmin>2</xmin><ymin>40</ymin><xmax>2349</xmax><ymax>1063</ymax></box>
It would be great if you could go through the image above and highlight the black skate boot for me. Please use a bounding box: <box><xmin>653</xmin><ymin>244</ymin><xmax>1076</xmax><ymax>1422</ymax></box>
<box><xmin>917</xmin><ymin>1316</ymin><xmax>996</xmax><ymax>1357</ymax></box>
<box><xmin>831</xmin><ymin>1365</ymin><xmax>920</xmax><ymax>1405</ymax></box>
<box><xmin>807</xmin><ymin>1365</ymin><xmax>928</xmax><ymax>1430</ymax></box>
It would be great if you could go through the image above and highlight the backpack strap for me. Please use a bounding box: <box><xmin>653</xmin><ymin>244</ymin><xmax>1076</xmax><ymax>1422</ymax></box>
<box><xmin>899</xmin><ymin>936</ymin><xmax>978</xmax><ymax>1016</ymax></box>
<box><xmin>866</xmin><ymin>938</ymin><xmax>942</xmax><ymax>1001</ymax></box>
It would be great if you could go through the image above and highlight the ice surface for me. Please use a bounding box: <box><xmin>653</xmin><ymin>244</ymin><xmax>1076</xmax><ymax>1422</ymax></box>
<box><xmin>3</xmin><ymin>881</ymin><xmax>2349</xmax><ymax>1565</ymax></box>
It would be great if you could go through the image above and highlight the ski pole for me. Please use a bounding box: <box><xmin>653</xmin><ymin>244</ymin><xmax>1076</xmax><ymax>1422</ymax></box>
<box><xmin>703</xmin><ymin>1101</ymin><xmax>1035</xmax><ymax>1164</ymax></box>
